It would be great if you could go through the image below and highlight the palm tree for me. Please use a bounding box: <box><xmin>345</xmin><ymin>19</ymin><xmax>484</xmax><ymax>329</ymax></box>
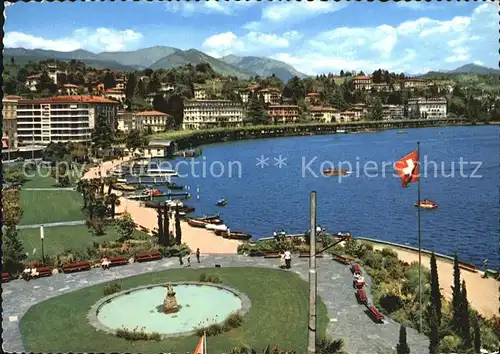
<box><xmin>105</xmin><ymin>193</ymin><xmax>120</xmax><ymax>219</ymax></box>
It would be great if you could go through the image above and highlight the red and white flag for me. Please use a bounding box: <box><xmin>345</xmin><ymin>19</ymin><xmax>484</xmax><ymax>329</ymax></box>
<box><xmin>193</xmin><ymin>334</ymin><xmax>206</xmax><ymax>354</ymax></box>
<box><xmin>394</xmin><ymin>150</ymin><xmax>419</xmax><ymax>188</ymax></box>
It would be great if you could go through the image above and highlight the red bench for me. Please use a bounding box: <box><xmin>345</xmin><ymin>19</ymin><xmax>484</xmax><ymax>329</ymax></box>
<box><xmin>367</xmin><ymin>305</ymin><xmax>385</xmax><ymax>323</ymax></box>
<box><xmin>36</xmin><ymin>266</ymin><xmax>53</xmax><ymax>278</ymax></box>
<box><xmin>2</xmin><ymin>272</ymin><xmax>10</xmax><ymax>282</ymax></box>
<box><xmin>298</xmin><ymin>252</ymin><xmax>323</xmax><ymax>258</ymax></box>
<box><xmin>135</xmin><ymin>251</ymin><xmax>162</xmax><ymax>262</ymax></box>
<box><xmin>108</xmin><ymin>256</ymin><xmax>128</xmax><ymax>267</ymax></box>
<box><xmin>264</xmin><ymin>252</ymin><xmax>281</xmax><ymax>259</ymax></box>
<box><xmin>332</xmin><ymin>254</ymin><xmax>353</xmax><ymax>265</ymax></box>
<box><xmin>351</xmin><ymin>263</ymin><xmax>362</xmax><ymax>274</ymax></box>
<box><xmin>62</xmin><ymin>261</ymin><xmax>91</xmax><ymax>273</ymax></box>
<box><xmin>354</xmin><ymin>280</ymin><xmax>365</xmax><ymax>289</ymax></box>
<box><xmin>356</xmin><ymin>289</ymin><xmax>367</xmax><ymax>304</ymax></box>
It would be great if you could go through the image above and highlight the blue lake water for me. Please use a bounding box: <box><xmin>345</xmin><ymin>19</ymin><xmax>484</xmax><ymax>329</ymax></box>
<box><xmin>151</xmin><ymin>125</ymin><xmax>498</xmax><ymax>269</ymax></box>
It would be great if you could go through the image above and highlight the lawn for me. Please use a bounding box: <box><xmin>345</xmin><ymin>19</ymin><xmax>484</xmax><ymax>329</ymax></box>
<box><xmin>20</xmin><ymin>190</ymin><xmax>85</xmax><ymax>225</ymax></box>
<box><xmin>20</xmin><ymin>268</ymin><xmax>329</xmax><ymax>353</ymax></box>
<box><xmin>22</xmin><ymin>165</ymin><xmax>84</xmax><ymax>188</ymax></box>
<box><xmin>19</xmin><ymin>225</ymin><xmax>149</xmax><ymax>259</ymax></box>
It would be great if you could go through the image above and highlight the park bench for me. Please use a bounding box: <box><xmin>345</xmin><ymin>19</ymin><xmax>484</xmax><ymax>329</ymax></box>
<box><xmin>135</xmin><ymin>251</ymin><xmax>162</xmax><ymax>263</ymax></box>
<box><xmin>62</xmin><ymin>261</ymin><xmax>91</xmax><ymax>273</ymax></box>
<box><xmin>351</xmin><ymin>263</ymin><xmax>362</xmax><ymax>275</ymax></box>
<box><xmin>332</xmin><ymin>254</ymin><xmax>353</xmax><ymax>265</ymax></box>
<box><xmin>354</xmin><ymin>280</ymin><xmax>365</xmax><ymax>289</ymax></box>
<box><xmin>35</xmin><ymin>266</ymin><xmax>53</xmax><ymax>278</ymax></box>
<box><xmin>367</xmin><ymin>305</ymin><xmax>385</xmax><ymax>323</ymax></box>
<box><xmin>263</xmin><ymin>251</ymin><xmax>281</xmax><ymax>259</ymax></box>
<box><xmin>298</xmin><ymin>252</ymin><xmax>323</xmax><ymax>258</ymax></box>
<box><xmin>2</xmin><ymin>272</ymin><xmax>10</xmax><ymax>282</ymax></box>
<box><xmin>356</xmin><ymin>289</ymin><xmax>367</xmax><ymax>304</ymax></box>
<box><xmin>249</xmin><ymin>250</ymin><xmax>266</xmax><ymax>257</ymax></box>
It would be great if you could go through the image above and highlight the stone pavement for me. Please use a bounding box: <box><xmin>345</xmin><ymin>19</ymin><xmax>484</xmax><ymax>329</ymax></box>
<box><xmin>1</xmin><ymin>254</ymin><xmax>429</xmax><ymax>354</ymax></box>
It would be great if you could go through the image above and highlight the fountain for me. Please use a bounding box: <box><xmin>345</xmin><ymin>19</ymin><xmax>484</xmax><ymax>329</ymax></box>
<box><xmin>162</xmin><ymin>283</ymin><xmax>180</xmax><ymax>314</ymax></box>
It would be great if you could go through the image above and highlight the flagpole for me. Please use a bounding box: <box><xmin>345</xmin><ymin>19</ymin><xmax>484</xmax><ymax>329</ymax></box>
<box><xmin>417</xmin><ymin>141</ymin><xmax>422</xmax><ymax>333</ymax></box>
<box><xmin>204</xmin><ymin>331</ymin><xmax>207</xmax><ymax>354</ymax></box>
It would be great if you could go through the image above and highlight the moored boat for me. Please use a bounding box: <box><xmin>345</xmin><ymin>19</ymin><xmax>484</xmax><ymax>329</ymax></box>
<box><xmin>114</xmin><ymin>183</ymin><xmax>136</xmax><ymax>191</ymax></box>
<box><xmin>187</xmin><ymin>218</ymin><xmax>208</xmax><ymax>228</ymax></box>
<box><xmin>196</xmin><ymin>214</ymin><xmax>221</xmax><ymax>221</ymax></box>
<box><xmin>415</xmin><ymin>200</ymin><xmax>438</xmax><ymax>209</ymax></box>
<box><xmin>205</xmin><ymin>223</ymin><xmax>228</xmax><ymax>232</ymax></box>
<box><xmin>167</xmin><ymin>182</ymin><xmax>184</xmax><ymax>190</ymax></box>
<box><xmin>216</xmin><ymin>198</ymin><xmax>228</xmax><ymax>206</ymax></box>
<box><xmin>323</xmin><ymin>168</ymin><xmax>351</xmax><ymax>176</ymax></box>
<box><xmin>220</xmin><ymin>231</ymin><xmax>252</xmax><ymax>240</ymax></box>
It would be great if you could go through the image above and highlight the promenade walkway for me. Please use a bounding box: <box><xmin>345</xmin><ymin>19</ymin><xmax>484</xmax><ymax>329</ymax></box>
<box><xmin>22</xmin><ymin>187</ymin><xmax>75</xmax><ymax>191</ymax></box>
<box><xmin>2</xmin><ymin>255</ymin><xmax>428</xmax><ymax>354</ymax></box>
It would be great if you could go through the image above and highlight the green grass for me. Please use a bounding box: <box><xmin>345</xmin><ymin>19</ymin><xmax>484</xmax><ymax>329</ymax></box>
<box><xmin>20</xmin><ymin>190</ymin><xmax>85</xmax><ymax>225</ymax></box>
<box><xmin>20</xmin><ymin>268</ymin><xmax>329</xmax><ymax>353</ymax></box>
<box><xmin>22</xmin><ymin>165</ymin><xmax>83</xmax><ymax>188</ymax></box>
<box><xmin>19</xmin><ymin>225</ymin><xmax>149</xmax><ymax>259</ymax></box>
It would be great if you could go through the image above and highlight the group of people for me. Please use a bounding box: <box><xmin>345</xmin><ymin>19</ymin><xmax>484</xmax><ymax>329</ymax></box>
<box><xmin>179</xmin><ymin>248</ymin><xmax>201</xmax><ymax>266</ymax></box>
<box><xmin>21</xmin><ymin>267</ymin><xmax>40</xmax><ymax>281</ymax></box>
<box><xmin>273</xmin><ymin>229</ymin><xmax>287</xmax><ymax>242</ymax></box>
<box><xmin>101</xmin><ymin>257</ymin><xmax>111</xmax><ymax>270</ymax></box>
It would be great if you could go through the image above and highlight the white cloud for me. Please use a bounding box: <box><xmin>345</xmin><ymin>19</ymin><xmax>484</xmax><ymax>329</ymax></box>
<box><xmin>4</xmin><ymin>28</ymin><xmax>143</xmax><ymax>52</ymax></box>
<box><xmin>244</xmin><ymin>1</ymin><xmax>347</xmax><ymax>31</ymax></box>
<box><xmin>202</xmin><ymin>31</ymin><xmax>299</xmax><ymax>58</ymax></box>
<box><xmin>166</xmin><ymin>1</ymin><xmax>255</xmax><ymax>17</ymax></box>
<box><xmin>274</xmin><ymin>3</ymin><xmax>497</xmax><ymax>75</ymax></box>
<box><xmin>395</xmin><ymin>2</ymin><xmax>440</xmax><ymax>10</ymax></box>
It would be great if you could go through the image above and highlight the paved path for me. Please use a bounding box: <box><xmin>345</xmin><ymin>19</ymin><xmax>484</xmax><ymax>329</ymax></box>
<box><xmin>22</xmin><ymin>187</ymin><xmax>75</xmax><ymax>191</ymax></box>
<box><xmin>16</xmin><ymin>220</ymin><xmax>86</xmax><ymax>229</ymax></box>
<box><xmin>2</xmin><ymin>255</ymin><xmax>429</xmax><ymax>354</ymax></box>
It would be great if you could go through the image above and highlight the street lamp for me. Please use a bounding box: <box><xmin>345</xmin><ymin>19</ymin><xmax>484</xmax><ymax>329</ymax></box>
<box><xmin>40</xmin><ymin>225</ymin><xmax>45</xmax><ymax>266</ymax></box>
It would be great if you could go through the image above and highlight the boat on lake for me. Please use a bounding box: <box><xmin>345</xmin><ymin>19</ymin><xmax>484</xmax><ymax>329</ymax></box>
<box><xmin>216</xmin><ymin>198</ymin><xmax>228</xmax><ymax>206</ymax></box>
<box><xmin>167</xmin><ymin>182</ymin><xmax>184</xmax><ymax>190</ymax></box>
<box><xmin>396</xmin><ymin>130</ymin><xmax>408</xmax><ymax>135</ymax></box>
<box><xmin>323</xmin><ymin>168</ymin><xmax>352</xmax><ymax>176</ymax></box>
<box><xmin>187</xmin><ymin>218</ymin><xmax>208</xmax><ymax>228</ymax></box>
<box><xmin>205</xmin><ymin>223</ymin><xmax>228</xmax><ymax>232</ymax></box>
<box><xmin>220</xmin><ymin>231</ymin><xmax>252</xmax><ymax>240</ymax></box>
<box><xmin>114</xmin><ymin>183</ymin><xmax>136</xmax><ymax>191</ymax></box>
<box><xmin>192</xmin><ymin>215</ymin><xmax>224</xmax><ymax>225</ymax></box>
<box><xmin>415</xmin><ymin>200</ymin><xmax>438</xmax><ymax>209</ymax></box>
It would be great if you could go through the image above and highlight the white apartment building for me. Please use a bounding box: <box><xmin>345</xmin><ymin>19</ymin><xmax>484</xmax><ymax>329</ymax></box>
<box><xmin>183</xmin><ymin>100</ymin><xmax>245</xmax><ymax>130</ymax></box>
<box><xmin>134</xmin><ymin>110</ymin><xmax>171</xmax><ymax>133</ymax></box>
<box><xmin>407</xmin><ymin>98</ymin><xmax>447</xmax><ymax>119</ymax></box>
<box><xmin>117</xmin><ymin>110</ymin><xmax>135</xmax><ymax>133</ymax></box>
<box><xmin>16</xmin><ymin>96</ymin><xmax>118</xmax><ymax>146</ymax></box>
<box><xmin>2</xmin><ymin>95</ymin><xmax>20</xmax><ymax>149</ymax></box>
<box><xmin>352</xmin><ymin>76</ymin><xmax>373</xmax><ymax>91</ymax></box>
<box><xmin>104</xmin><ymin>88</ymin><xmax>126</xmax><ymax>102</ymax></box>
<box><xmin>382</xmin><ymin>104</ymin><xmax>405</xmax><ymax>120</ymax></box>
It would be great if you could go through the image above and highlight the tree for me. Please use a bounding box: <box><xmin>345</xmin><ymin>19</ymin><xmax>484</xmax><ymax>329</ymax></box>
<box><xmin>429</xmin><ymin>252</ymin><xmax>442</xmax><ymax>324</ymax></box>
<box><xmin>175</xmin><ymin>210</ymin><xmax>182</xmax><ymax>245</ymax></box>
<box><xmin>102</xmin><ymin>72</ymin><xmax>116</xmax><ymax>89</ymax></box>
<box><xmin>157</xmin><ymin>209</ymin><xmax>165</xmax><ymax>245</ymax></box>
<box><xmin>91</xmin><ymin>114</ymin><xmax>114</xmax><ymax>155</ymax></box>
<box><xmin>166</xmin><ymin>94</ymin><xmax>184</xmax><ymax>127</ymax></box>
<box><xmin>339</xmin><ymin>70</ymin><xmax>344</xmax><ymax>77</ymax></box>
<box><xmin>2</xmin><ymin>226</ymin><xmax>26</xmax><ymax>275</ymax></box>
<box><xmin>148</xmin><ymin>72</ymin><xmax>161</xmax><ymax>94</ymax></box>
<box><xmin>10</xmin><ymin>57</ymin><xmax>15</xmax><ymax>65</ymax></box>
<box><xmin>137</xmin><ymin>79</ymin><xmax>147</xmax><ymax>98</ymax></box>
<box><xmin>396</xmin><ymin>325</ymin><xmax>410</xmax><ymax>354</ymax></box>
<box><xmin>163</xmin><ymin>205</ymin><xmax>171</xmax><ymax>246</ymax></box>
<box><xmin>428</xmin><ymin>304</ymin><xmax>439</xmax><ymax>354</ymax></box>
<box><xmin>36</xmin><ymin>71</ymin><xmax>57</xmax><ymax>94</ymax></box>
<box><xmin>126</xmin><ymin>129</ymin><xmax>148</xmax><ymax>154</ymax></box>
<box><xmin>3</xmin><ymin>188</ymin><xmax>24</xmax><ymax>227</ymax></box>
<box><xmin>459</xmin><ymin>280</ymin><xmax>471</xmax><ymax>349</ymax></box>
<box><xmin>451</xmin><ymin>254</ymin><xmax>462</xmax><ymax>332</ymax></box>
<box><xmin>125</xmin><ymin>73</ymin><xmax>137</xmax><ymax>100</ymax></box>
<box><xmin>283</xmin><ymin>76</ymin><xmax>306</xmax><ymax>102</ymax></box>
<box><xmin>370</xmin><ymin>97</ymin><xmax>384</xmax><ymax>121</ymax></box>
<box><xmin>473</xmin><ymin>318</ymin><xmax>481</xmax><ymax>353</ymax></box>
<box><xmin>115</xmin><ymin>212</ymin><xmax>135</xmax><ymax>241</ymax></box>
<box><xmin>247</xmin><ymin>92</ymin><xmax>270</xmax><ymax>125</ymax></box>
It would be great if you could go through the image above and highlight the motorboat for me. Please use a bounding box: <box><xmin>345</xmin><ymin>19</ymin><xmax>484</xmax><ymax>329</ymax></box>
<box><xmin>216</xmin><ymin>198</ymin><xmax>228</xmax><ymax>206</ymax></box>
<box><xmin>205</xmin><ymin>223</ymin><xmax>228</xmax><ymax>232</ymax></box>
<box><xmin>415</xmin><ymin>200</ymin><xmax>438</xmax><ymax>209</ymax></box>
<box><xmin>220</xmin><ymin>231</ymin><xmax>252</xmax><ymax>240</ymax></box>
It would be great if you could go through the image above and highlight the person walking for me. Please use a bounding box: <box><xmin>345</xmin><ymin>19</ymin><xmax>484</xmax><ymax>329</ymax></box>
<box><xmin>178</xmin><ymin>254</ymin><xmax>184</xmax><ymax>266</ymax></box>
<box><xmin>187</xmin><ymin>255</ymin><xmax>191</xmax><ymax>267</ymax></box>
<box><xmin>196</xmin><ymin>248</ymin><xmax>200</xmax><ymax>263</ymax></box>
<box><xmin>284</xmin><ymin>250</ymin><xmax>292</xmax><ymax>269</ymax></box>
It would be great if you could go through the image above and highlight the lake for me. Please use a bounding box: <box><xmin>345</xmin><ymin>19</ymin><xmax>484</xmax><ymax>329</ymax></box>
<box><xmin>153</xmin><ymin>125</ymin><xmax>499</xmax><ymax>269</ymax></box>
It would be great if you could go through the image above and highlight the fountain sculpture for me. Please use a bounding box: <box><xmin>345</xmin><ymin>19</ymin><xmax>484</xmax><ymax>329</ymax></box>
<box><xmin>163</xmin><ymin>283</ymin><xmax>180</xmax><ymax>314</ymax></box>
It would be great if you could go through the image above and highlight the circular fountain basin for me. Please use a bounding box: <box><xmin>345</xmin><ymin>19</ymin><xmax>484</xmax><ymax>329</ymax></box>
<box><xmin>88</xmin><ymin>282</ymin><xmax>250</xmax><ymax>337</ymax></box>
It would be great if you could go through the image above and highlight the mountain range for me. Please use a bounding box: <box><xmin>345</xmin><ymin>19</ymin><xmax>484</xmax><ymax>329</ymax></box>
<box><xmin>3</xmin><ymin>46</ymin><xmax>499</xmax><ymax>82</ymax></box>
<box><xmin>3</xmin><ymin>46</ymin><xmax>308</xmax><ymax>82</ymax></box>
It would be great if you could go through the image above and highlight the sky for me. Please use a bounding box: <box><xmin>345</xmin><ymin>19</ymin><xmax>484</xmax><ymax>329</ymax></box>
<box><xmin>3</xmin><ymin>1</ymin><xmax>498</xmax><ymax>75</ymax></box>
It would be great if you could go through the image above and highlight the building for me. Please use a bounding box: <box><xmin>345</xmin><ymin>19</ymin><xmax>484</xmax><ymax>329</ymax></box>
<box><xmin>352</xmin><ymin>76</ymin><xmax>373</xmax><ymax>91</ymax></box>
<box><xmin>46</xmin><ymin>64</ymin><xmax>67</xmax><ymax>85</ymax></box>
<box><xmin>429</xmin><ymin>80</ymin><xmax>454</xmax><ymax>93</ymax></box>
<box><xmin>104</xmin><ymin>88</ymin><xmax>126</xmax><ymax>103</ymax></box>
<box><xmin>339</xmin><ymin>110</ymin><xmax>356</xmax><ymax>122</ymax></box>
<box><xmin>88</xmin><ymin>82</ymin><xmax>105</xmax><ymax>94</ymax></box>
<box><xmin>407</xmin><ymin>98</ymin><xmax>447</xmax><ymax>119</ymax></box>
<box><xmin>159</xmin><ymin>82</ymin><xmax>175</xmax><ymax>92</ymax></box>
<box><xmin>114</xmin><ymin>78</ymin><xmax>127</xmax><ymax>90</ymax></box>
<box><xmin>371</xmin><ymin>83</ymin><xmax>391</xmax><ymax>92</ymax></box>
<box><xmin>134</xmin><ymin>110</ymin><xmax>172</xmax><ymax>133</ymax></box>
<box><xmin>305</xmin><ymin>92</ymin><xmax>321</xmax><ymax>105</ymax></box>
<box><xmin>351</xmin><ymin>103</ymin><xmax>368</xmax><ymax>120</ymax></box>
<box><xmin>257</xmin><ymin>88</ymin><xmax>281</xmax><ymax>105</ymax></box>
<box><xmin>308</xmin><ymin>106</ymin><xmax>339</xmax><ymax>123</ymax></box>
<box><xmin>382</xmin><ymin>104</ymin><xmax>405</xmax><ymax>120</ymax></box>
<box><xmin>267</xmin><ymin>105</ymin><xmax>300</xmax><ymax>124</ymax></box>
<box><xmin>25</xmin><ymin>74</ymin><xmax>41</xmax><ymax>92</ymax></box>
<box><xmin>117</xmin><ymin>110</ymin><xmax>135</xmax><ymax>133</ymax></box>
<box><xmin>143</xmin><ymin>140</ymin><xmax>172</xmax><ymax>158</ymax></box>
<box><xmin>2</xmin><ymin>95</ymin><xmax>19</xmax><ymax>149</ymax></box>
<box><xmin>403</xmin><ymin>79</ymin><xmax>428</xmax><ymax>91</ymax></box>
<box><xmin>194</xmin><ymin>87</ymin><xmax>207</xmax><ymax>100</ymax></box>
<box><xmin>16</xmin><ymin>96</ymin><xmax>119</xmax><ymax>146</ymax></box>
<box><xmin>59</xmin><ymin>84</ymin><xmax>80</xmax><ymax>96</ymax></box>
<box><xmin>183</xmin><ymin>100</ymin><xmax>245</xmax><ymax>130</ymax></box>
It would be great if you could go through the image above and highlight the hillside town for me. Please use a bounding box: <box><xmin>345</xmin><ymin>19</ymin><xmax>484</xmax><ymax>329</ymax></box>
<box><xmin>2</xmin><ymin>58</ymin><xmax>499</xmax><ymax>151</ymax></box>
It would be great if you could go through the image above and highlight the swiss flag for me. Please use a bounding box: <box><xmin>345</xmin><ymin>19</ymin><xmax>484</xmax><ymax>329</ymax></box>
<box><xmin>394</xmin><ymin>150</ymin><xmax>419</xmax><ymax>188</ymax></box>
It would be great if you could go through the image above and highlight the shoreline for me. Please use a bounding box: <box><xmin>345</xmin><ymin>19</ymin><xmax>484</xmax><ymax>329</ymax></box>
<box><xmin>359</xmin><ymin>237</ymin><xmax>499</xmax><ymax>319</ymax></box>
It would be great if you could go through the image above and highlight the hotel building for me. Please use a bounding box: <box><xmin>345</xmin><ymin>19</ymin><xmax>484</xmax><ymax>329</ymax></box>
<box><xmin>2</xmin><ymin>95</ymin><xmax>20</xmax><ymax>149</ymax></box>
<box><xmin>407</xmin><ymin>98</ymin><xmax>447</xmax><ymax>119</ymax></box>
<box><xmin>382</xmin><ymin>104</ymin><xmax>405</xmax><ymax>120</ymax></box>
<box><xmin>267</xmin><ymin>105</ymin><xmax>300</xmax><ymax>124</ymax></box>
<box><xmin>308</xmin><ymin>106</ymin><xmax>339</xmax><ymax>123</ymax></box>
<box><xmin>183</xmin><ymin>100</ymin><xmax>245</xmax><ymax>130</ymax></box>
<box><xmin>134</xmin><ymin>110</ymin><xmax>172</xmax><ymax>133</ymax></box>
<box><xmin>352</xmin><ymin>76</ymin><xmax>373</xmax><ymax>91</ymax></box>
<box><xmin>16</xmin><ymin>96</ymin><xmax>118</xmax><ymax>146</ymax></box>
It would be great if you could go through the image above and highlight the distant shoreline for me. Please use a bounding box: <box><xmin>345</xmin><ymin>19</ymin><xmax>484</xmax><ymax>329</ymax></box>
<box><xmin>154</xmin><ymin>119</ymin><xmax>495</xmax><ymax>151</ymax></box>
